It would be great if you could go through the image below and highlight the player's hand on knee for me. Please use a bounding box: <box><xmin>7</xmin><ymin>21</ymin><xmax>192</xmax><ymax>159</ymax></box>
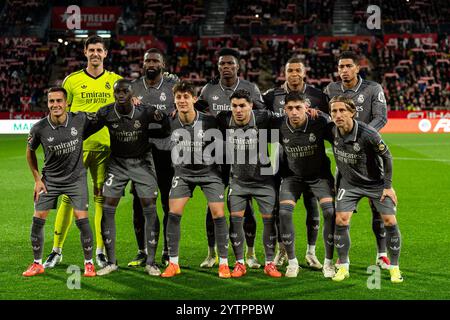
<box><xmin>34</xmin><ymin>179</ymin><xmax>47</xmax><ymax>202</ymax></box>
<box><xmin>381</xmin><ymin>188</ymin><xmax>397</xmax><ymax>205</ymax></box>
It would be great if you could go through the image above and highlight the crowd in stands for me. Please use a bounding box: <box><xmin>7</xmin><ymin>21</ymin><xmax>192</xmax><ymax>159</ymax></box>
<box><xmin>1</xmin><ymin>0</ymin><xmax>449</xmax><ymax>113</ymax></box>
<box><xmin>375</xmin><ymin>35</ymin><xmax>450</xmax><ymax>111</ymax></box>
<box><xmin>352</xmin><ymin>0</ymin><xmax>449</xmax><ymax>33</ymax></box>
<box><xmin>100</xmin><ymin>0</ymin><xmax>206</xmax><ymax>36</ymax></box>
<box><xmin>0</xmin><ymin>39</ymin><xmax>56</xmax><ymax>113</ymax></box>
<box><xmin>225</xmin><ymin>0</ymin><xmax>334</xmax><ymax>35</ymax></box>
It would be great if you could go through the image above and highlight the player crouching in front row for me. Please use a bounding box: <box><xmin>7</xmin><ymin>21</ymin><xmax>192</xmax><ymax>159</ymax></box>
<box><xmin>23</xmin><ymin>87</ymin><xmax>99</xmax><ymax>277</ymax></box>
<box><xmin>329</xmin><ymin>96</ymin><xmax>403</xmax><ymax>283</ymax></box>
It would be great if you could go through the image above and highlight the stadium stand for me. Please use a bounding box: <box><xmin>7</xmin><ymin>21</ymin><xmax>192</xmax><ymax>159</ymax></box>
<box><xmin>0</xmin><ymin>0</ymin><xmax>449</xmax><ymax>113</ymax></box>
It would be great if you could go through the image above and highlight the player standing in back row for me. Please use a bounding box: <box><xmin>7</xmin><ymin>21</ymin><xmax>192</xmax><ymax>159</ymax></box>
<box><xmin>128</xmin><ymin>48</ymin><xmax>177</xmax><ymax>268</ymax></box>
<box><xmin>197</xmin><ymin>48</ymin><xmax>265</xmax><ymax>269</ymax></box>
<box><xmin>324</xmin><ymin>51</ymin><xmax>390</xmax><ymax>270</ymax></box>
<box><xmin>43</xmin><ymin>36</ymin><xmax>122</xmax><ymax>269</ymax></box>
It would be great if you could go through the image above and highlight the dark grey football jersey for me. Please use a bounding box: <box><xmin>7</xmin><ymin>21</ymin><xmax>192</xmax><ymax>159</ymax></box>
<box><xmin>216</xmin><ymin>110</ymin><xmax>274</xmax><ymax>185</ymax></box>
<box><xmin>274</xmin><ymin>113</ymin><xmax>333</xmax><ymax>179</ymax></box>
<box><xmin>324</xmin><ymin>76</ymin><xmax>387</xmax><ymax>131</ymax></box>
<box><xmin>95</xmin><ymin>103</ymin><xmax>168</xmax><ymax>158</ymax></box>
<box><xmin>198</xmin><ymin>78</ymin><xmax>264</xmax><ymax>116</ymax></box>
<box><xmin>170</xmin><ymin>111</ymin><xmax>221</xmax><ymax>176</ymax></box>
<box><xmin>27</xmin><ymin>112</ymin><xmax>90</xmax><ymax>184</ymax></box>
<box><xmin>263</xmin><ymin>83</ymin><xmax>329</xmax><ymax>116</ymax></box>
<box><xmin>131</xmin><ymin>76</ymin><xmax>176</xmax><ymax>151</ymax></box>
<box><xmin>331</xmin><ymin>120</ymin><xmax>392</xmax><ymax>188</ymax></box>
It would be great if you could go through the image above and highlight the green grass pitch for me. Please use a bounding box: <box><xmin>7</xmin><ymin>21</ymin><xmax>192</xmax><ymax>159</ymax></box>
<box><xmin>0</xmin><ymin>133</ymin><xmax>449</xmax><ymax>300</ymax></box>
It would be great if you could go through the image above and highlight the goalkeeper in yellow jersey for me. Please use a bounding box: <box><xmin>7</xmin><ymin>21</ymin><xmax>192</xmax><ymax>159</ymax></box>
<box><xmin>43</xmin><ymin>35</ymin><xmax>122</xmax><ymax>268</ymax></box>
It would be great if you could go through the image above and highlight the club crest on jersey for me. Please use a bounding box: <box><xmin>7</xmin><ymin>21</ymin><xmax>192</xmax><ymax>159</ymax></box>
<box><xmin>197</xmin><ymin>129</ymin><xmax>205</xmax><ymax>138</ymax></box>
<box><xmin>353</xmin><ymin>142</ymin><xmax>361</xmax><ymax>152</ymax></box>
<box><xmin>134</xmin><ymin>120</ymin><xmax>141</xmax><ymax>129</ymax></box>
<box><xmin>71</xmin><ymin>127</ymin><xmax>78</xmax><ymax>136</ymax></box>
<box><xmin>283</xmin><ymin>137</ymin><xmax>290</xmax><ymax>144</ymax></box>
<box><xmin>309</xmin><ymin>133</ymin><xmax>316</xmax><ymax>143</ymax></box>
<box><xmin>81</xmin><ymin>85</ymin><xmax>87</xmax><ymax>89</ymax></box>
<box><xmin>47</xmin><ymin>136</ymin><xmax>54</xmax><ymax>142</ymax></box>
<box><xmin>105</xmin><ymin>82</ymin><xmax>111</xmax><ymax>90</ymax></box>
<box><xmin>212</xmin><ymin>95</ymin><xmax>219</xmax><ymax>101</ymax></box>
<box><xmin>160</xmin><ymin>92</ymin><xmax>166</xmax><ymax>101</ymax></box>
<box><xmin>378</xmin><ymin>141</ymin><xmax>387</xmax><ymax>152</ymax></box>
<box><xmin>112</xmin><ymin>123</ymin><xmax>119</xmax><ymax>129</ymax></box>
<box><xmin>357</xmin><ymin>94</ymin><xmax>365</xmax><ymax>104</ymax></box>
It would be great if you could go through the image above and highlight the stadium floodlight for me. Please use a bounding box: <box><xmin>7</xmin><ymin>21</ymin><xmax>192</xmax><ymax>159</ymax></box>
<box><xmin>58</xmin><ymin>38</ymin><xmax>63</xmax><ymax>43</ymax></box>
<box><xmin>64</xmin><ymin>41</ymin><xmax>68</xmax><ymax>46</ymax></box>
<box><xmin>255</xmin><ymin>14</ymin><xmax>259</xmax><ymax>18</ymax></box>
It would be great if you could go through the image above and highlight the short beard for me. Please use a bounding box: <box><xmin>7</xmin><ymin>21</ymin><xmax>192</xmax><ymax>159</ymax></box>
<box><xmin>146</xmin><ymin>68</ymin><xmax>161</xmax><ymax>80</ymax></box>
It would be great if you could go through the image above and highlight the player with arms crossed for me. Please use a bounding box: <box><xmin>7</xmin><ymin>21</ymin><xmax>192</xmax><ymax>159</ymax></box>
<box><xmin>161</xmin><ymin>81</ymin><xmax>231</xmax><ymax>279</ymax></box>
<box><xmin>197</xmin><ymin>48</ymin><xmax>264</xmax><ymax>269</ymax></box>
<box><xmin>216</xmin><ymin>89</ymin><xmax>282</xmax><ymax>278</ymax></box>
<box><xmin>23</xmin><ymin>87</ymin><xmax>97</xmax><ymax>277</ymax></box>
<box><xmin>128</xmin><ymin>48</ymin><xmax>177</xmax><ymax>267</ymax></box>
<box><xmin>324</xmin><ymin>51</ymin><xmax>390</xmax><ymax>269</ymax></box>
<box><xmin>328</xmin><ymin>96</ymin><xmax>403</xmax><ymax>283</ymax></box>
<box><xmin>93</xmin><ymin>79</ymin><xmax>168</xmax><ymax>276</ymax></box>
<box><xmin>44</xmin><ymin>36</ymin><xmax>122</xmax><ymax>269</ymax></box>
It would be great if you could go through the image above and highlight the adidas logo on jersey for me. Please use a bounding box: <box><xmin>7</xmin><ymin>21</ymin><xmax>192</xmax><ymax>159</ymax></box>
<box><xmin>283</xmin><ymin>138</ymin><xmax>289</xmax><ymax>144</ymax></box>
<box><xmin>112</xmin><ymin>123</ymin><xmax>119</xmax><ymax>128</ymax></box>
<box><xmin>212</xmin><ymin>95</ymin><xmax>219</xmax><ymax>101</ymax></box>
<box><xmin>81</xmin><ymin>85</ymin><xmax>87</xmax><ymax>89</ymax></box>
<box><xmin>47</xmin><ymin>137</ymin><xmax>54</xmax><ymax>142</ymax></box>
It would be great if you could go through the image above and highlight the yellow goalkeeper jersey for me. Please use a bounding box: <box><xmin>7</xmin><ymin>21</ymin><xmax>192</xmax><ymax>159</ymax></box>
<box><xmin>62</xmin><ymin>69</ymin><xmax>122</xmax><ymax>151</ymax></box>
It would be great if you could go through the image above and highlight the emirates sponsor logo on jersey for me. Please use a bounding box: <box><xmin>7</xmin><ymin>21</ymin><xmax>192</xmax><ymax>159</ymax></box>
<box><xmin>71</xmin><ymin>127</ymin><xmax>78</xmax><ymax>136</ymax></box>
<box><xmin>309</xmin><ymin>133</ymin><xmax>316</xmax><ymax>143</ymax></box>
<box><xmin>357</xmin><ymin>94</ymin><xmax>365</xmax><ymax>104</ymax></box>
<box><xmin>134</xmin><ymin>120</ymin><xmax>141</xmax><ymax>129</ymax></box>
<box><xmin>160</xmin><ymin>92</ymin><xmax>166</xmax><ymax>101</ymax></box>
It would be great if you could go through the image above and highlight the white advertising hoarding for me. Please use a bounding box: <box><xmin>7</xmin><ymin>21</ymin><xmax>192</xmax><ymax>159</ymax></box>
<box><xmin>0</xmin><ymin>120</ymin><xmax>40</xmax><ymax>134</ymax></box>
